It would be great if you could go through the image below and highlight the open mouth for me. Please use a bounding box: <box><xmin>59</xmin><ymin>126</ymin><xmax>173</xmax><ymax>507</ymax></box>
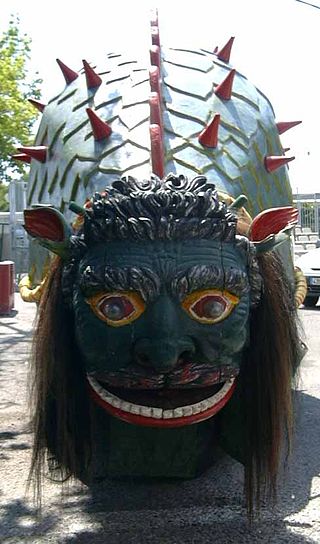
<box><xmin>87</xmin><ymin>374</ymin><xmax>236</xmax><ymax>428</ymax></box>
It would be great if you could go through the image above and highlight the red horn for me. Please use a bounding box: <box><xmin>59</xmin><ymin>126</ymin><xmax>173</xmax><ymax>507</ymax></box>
<box><xmin>56</xmin><ymin>58</ymin><xmax>79</xmax><ymax>84</ymax></box>
<box><xmin>216</xmin><ymin>37</ymin><xmax>235</xmax><ymax>63</ymax></box>
<box><xmin>86</xmin><ymin>108</ymin><xmax>112</xmax><ymax>141</ymax></box>
<box><xmin>215</xmin><ymin>69</ymin><xmax>236</xmax><ymax>101</ymax></box>
<box><xmin>82</xmin><ymin>60</ymin><xmax>102</xmax><ymax>89</ymax></box>
<box><xmin>276</xmin><ymin>121</ymin><xmax>302</xmax><ymax>135</ymax></box>
<box><xmin>264</xmin><ymin>155</ymin><xmax>295</xmax><ymax>173</ymax></box>
<box><xmin>28</xmin><ymin>98</ymin><xmax>46</xmax><ymax>112</ymax></box>
<box><xmin>11</xmin><ymin>153</ymin><xmax>31</xmax><ymax>164</ymax></box>
<box><xmin>198</xmin><ymin>114</ymin><xmax>220</xmax><ymax>148</ymax></box>
<box><xmin>17</xmin><ymin>146</ymin><xmax>47</xmax><ymax>163</ymax></box>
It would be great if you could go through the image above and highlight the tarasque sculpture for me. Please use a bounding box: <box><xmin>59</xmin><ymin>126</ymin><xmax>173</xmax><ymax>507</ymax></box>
<box><xmin>15</xmin><ymin>11</ymin><xmax>306</xmax><ymax>515</ymax></box>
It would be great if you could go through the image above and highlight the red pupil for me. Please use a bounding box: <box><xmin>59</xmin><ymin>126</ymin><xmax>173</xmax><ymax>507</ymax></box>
<box><xmin>192</xmin><ymin>295</ymin><xmax>226</xmax><ymax>319</ymax></box>
<box><xmin>100</xmin><ymin>296</ymin><xmax>134</xmax><ymax>320</ymax></box>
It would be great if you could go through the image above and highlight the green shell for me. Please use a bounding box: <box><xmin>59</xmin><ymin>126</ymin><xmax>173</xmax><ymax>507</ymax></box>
<box><xmin>27</xmin><ymin>47</ymin><xmax>293</xmax><ymax>220</ymax></box>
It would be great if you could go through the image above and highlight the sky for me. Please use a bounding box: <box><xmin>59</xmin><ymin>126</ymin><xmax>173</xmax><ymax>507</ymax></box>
<box><xmin>1</xmin><ymin>0</ymin><xmax>320</xmax><ymax>195</ymax></box>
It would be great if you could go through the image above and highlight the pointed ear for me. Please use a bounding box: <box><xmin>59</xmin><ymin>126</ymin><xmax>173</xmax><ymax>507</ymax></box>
<box><xmin>249</xmin><ymin>206</ymin><xmax>298</xmax><ymax>253</ymax></box>
<box><xmin>23</xmin><ymin>206</ymin><xmax>72</xmax><ymax>259</ymax></box>
<box><xmin>249</xmin><ymin>207</ymin><xmax>298</xmax><ymax>242</ymax></box>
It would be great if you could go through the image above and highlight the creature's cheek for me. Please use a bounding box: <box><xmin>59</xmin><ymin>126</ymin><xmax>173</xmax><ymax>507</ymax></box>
<box><xmin>72</xmin><ymin>290</ymin><xmax>141</xmax><ymax>373</ymax></box>
<box><xmin>192</xmin><ymin>298</ymin><xmax>250</xmax><ymax>364</ymax></box>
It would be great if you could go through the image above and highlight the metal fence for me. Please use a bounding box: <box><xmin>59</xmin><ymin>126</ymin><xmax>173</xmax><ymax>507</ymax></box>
<box><xmin>293</xmin><ymin>193</ymin><xmax>320</xmax><ymax>234</ymax></box>
<box><xmin>0</xmin><ymin>181</ymin><xmax>29</xmax><ymax>275</ymax></box>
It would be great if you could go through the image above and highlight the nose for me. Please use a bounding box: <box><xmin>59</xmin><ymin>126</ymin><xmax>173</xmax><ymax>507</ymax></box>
<box><xmin>134</xmin><ymin>339</ymin><xmax>191</xmax><ymax>373</ymax></box>
<box><xmin>133</xmin><ymin>294</ymin><xmax>195</xmax><ymax>373</ymax></box>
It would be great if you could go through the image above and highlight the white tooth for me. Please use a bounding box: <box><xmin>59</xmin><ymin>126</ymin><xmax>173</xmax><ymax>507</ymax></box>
<box><xmin>129</xmin><ymin>404</ymin><xmax>142</xmax><ymax>415</ymax></box>
<box><xmin>200</xmin><ymin>400</ymin><xmax>210</xmax><ymax>411</ymax></box>
<box><xmin>182</xmin><ymin>406</ymin><xmax>193</xmax><ymax>416</ymax></box>
<box><xmin>191</xmin><ymin>403</ymin><xmax>202</xmax><ymax>414</ymax></box>
<box><xmin>173</xmin><ymin>407</ymin><xmax>184</xmax><ymax>418</ymax></box>
<box><xmin>110</xmin><ymin>397</ymin><xmax>121</xmax><ymax>408</ymax></box>
<box><xmin>205</xmin><ymin>395</ymin><xmax>217</xmax><ymax>408</ymax></box>
<box><xmin>88</xmin><ymin>374</ymin><xmax>236</xmax><ymax>422</ymax></box>
<box><xmin>101</xmin><ymin>390</ymin><xmax>114</xmax><ymax>402</ymax></box>
<box><xmin>140</xmin><ymin>406</ymin><xmax>152</xmax><ymax>417</ymax></box>
<box><xmin>120</xmin><ymin>401</ymin><xmax>132</xmax><ymax>412</ymax></box>
<box><xmin>151</xmin><ymin>407</ymin><xmax>163</xmax><ymax>419</ymax></box>
<box><xmin>163</xmin><ymin>410</ymin><xmax>174</xmax><ymax>419</ymax></box>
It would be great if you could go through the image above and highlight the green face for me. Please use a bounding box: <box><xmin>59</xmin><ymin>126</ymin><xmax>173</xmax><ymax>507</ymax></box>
<box><xmin>73</xmin><ymin>239</ymin><xmax>251</xmax><ymax>427</ymax></box>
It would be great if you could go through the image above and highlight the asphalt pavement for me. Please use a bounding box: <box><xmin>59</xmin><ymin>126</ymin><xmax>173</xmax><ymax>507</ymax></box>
<box><xmin>0</xmin><ymin>295</ymin><xmax>320</xmax><ymax>543</ymax></box>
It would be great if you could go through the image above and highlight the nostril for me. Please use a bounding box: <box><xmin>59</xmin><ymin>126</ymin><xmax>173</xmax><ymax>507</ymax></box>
<box><xmin>178</xmin><ymin>350</ymin><xmax>196</xmax><ymax>365</ymax></box>
<box><xmin>135</xmin><ymin>352</ymin><xmax>151</xmax><ymax>368</ymax></box>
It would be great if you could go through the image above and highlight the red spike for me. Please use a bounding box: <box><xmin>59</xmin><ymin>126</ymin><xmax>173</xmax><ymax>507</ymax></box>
<box><xmin>150</xmin><ymin>46</ymin><xmax>161</xmax><ymax>69</ymax></box>
<box><xmin>149</xmin><ymin>93</ymin><xmax>163</xmax><ymax>130</ymax></box>
<box><xmin>28</xmin><ymin>98</ymin><xmax>46</xmax><ymax>112</ymax></box>
<box><xmin>150</xmin><ymin>8</ymin><xmax>159</xmax><ymax>26</ymax></box>
<box><xmin>17</xmin><ymin>146</ymin><xmax>47</xmax><ymax>163</ymax></box>
<box><xmin>82</xmin><ymin>59</ymin><xmax>102</xmax><ymax>89</ymax></box>
<box><xmin>198</xmin><ymin>114</ymin><xmax>220</xmax><ymax>148</ymax></box>
<box><xmin>276</xmin><ymin>121</ymin><xmax>302</xmax><ymax>135</ymax></box>
<box><xmin>151</xmin><ymin>26</ymin><xmax>160</xmax><ymax>47</ymax></box>
<box><xmin>86</xmin><ymin>108</ymin><xmax>112</xmax><ymax>140</ymax></box>
<box><xmin>250</xmin><ymin>207</ymin><xmax>298</xmax><ymax>242</ymax></box>
<box><xmin>217</xmin><ymin>37</ymin><xmax>235</xmax><ymax>63</ymax></box>
<box><xmin>149</xmin><ymin>66</ymin><xmax>161</xmax><ymax>97</ymax></box>
<box><xmin>264</xmin><ymin>155</ymin><xmax>295</xmax><ymax>173</ymax></box>
<box><xmin>56</xmin><ymin>58</ymin><xmax>79</xmax><ymax>84</ymax></box>
<box><xmin>215</xmin><ymin>69</ymin><xmax>236</xmax><ymax>100</ymax></box>
<box><xmin>213</xmin><ymin>46</ymin><xmax>218</xmax><ymax>54</ymax></box>
<box><xmin>11</xmin><ymin>153</ymin><xmax>31</xmax><ymax>164</ymax></box>
<box><xmin>150</xmin><ymin>124</ymin><xmax>164</xmax><ymax>179</ymax></box>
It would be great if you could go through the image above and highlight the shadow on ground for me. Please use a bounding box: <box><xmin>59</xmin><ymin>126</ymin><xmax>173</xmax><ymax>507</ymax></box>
<box><xmin>1</xmin><ymin>390</ymin><xmax>319</xmax><ymax>543</ymax></box>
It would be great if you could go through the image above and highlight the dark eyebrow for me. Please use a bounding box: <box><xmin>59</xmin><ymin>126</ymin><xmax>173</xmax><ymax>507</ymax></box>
<box><xmin>79</xmin><ymin>265</ymin><xmax>161</xmax><ymax>302</ymax></box>
<box><xmin>80</xmin><ymin>263</ymin><xmax>249</xmax><ymax>303</ymax></box>
<box><xmin>171</xmin><ymin>265</ymin><xmax>249</xmax><ymax>301</ymax></box>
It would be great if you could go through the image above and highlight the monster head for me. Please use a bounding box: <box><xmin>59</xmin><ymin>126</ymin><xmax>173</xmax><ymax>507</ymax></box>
<box><xmin>63</xmin><ymin>175</ymin><xmax>258</xmax><ymax>427</ymax></box>
<box><xmin>25</xmin><ymin>171</ymin><xmax>300</xmax><ymax>513</ymax></box>
<box><xmin>22</xmin><ymin>14</ymin><xmax>302</xmax><ymax>514</ymax></box>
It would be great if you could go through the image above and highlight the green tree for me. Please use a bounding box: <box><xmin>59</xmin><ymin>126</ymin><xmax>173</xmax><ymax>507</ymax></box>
<box><xmin>0</xmin><ymin>17</ymin><xmax>42</xmax><ymax>183</ymax></box>
<box><xmin>0</xmin><ymin>184</ymin><xmax>9</xmax><ymax>211</ymax></box>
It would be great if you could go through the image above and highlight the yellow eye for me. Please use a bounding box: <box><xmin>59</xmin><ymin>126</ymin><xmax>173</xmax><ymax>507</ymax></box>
<box><xmin>86</xmin><ymin>291</ymin><xmax>145</xmax><ymax>327</ymax></box>
<box><xmin>182</xmin><ymin>289</ymin><xmax>239</xmax><ymax>324</ymax></box>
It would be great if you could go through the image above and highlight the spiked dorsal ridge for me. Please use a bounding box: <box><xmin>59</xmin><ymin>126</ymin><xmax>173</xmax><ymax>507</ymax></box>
<box><xmin>149</xmin><ymin>93</ymin><xmax>162</xmax><ymax>129</ymax></box>
<box><xmin>217</xmin><ymin>37</ymin><xmax>235</xmax><ymax>63</ymax></box>
<box><xmin>215</xmin><ymin>69</ymin><xmax>236</xmax><ymax>100</ymax></box>
<box><xmin>264</xmin><ymin>155</ymin><xmax>295</xmax><ymax>173</ymax></box>
<box><xmin>82</xmin><ymin>60</ymin><xmax>102</xmax><ymax>89</ymax></box>
<box><xmin>86</xmin><ymin>108</ymin><xmax>112</xmax><ymax>140</ymax></box>
<box><xmin>276</xmin><ymin>121</ymin><xmax>302</xmax><ymax>135</ymax></box>
<box><xmin>150</xmin><ymin>124</ymin><xmax>164</xmax><ymax>179</ymax></box>
<box><xmin>150</xmin><ymin>8</ymin><xmax>159</xmax><ymax>26</ymax></box>
<box><xmin>198</xmin><ymin>114</ymin><xmax>221</xmax><ymax>148</ymax></box>
<box><xmin>56</xmin><ymin>58</ymin><xmax>79</xmax><ymax>84</ymax></box>
<box><xmin>149</xmin><ymin>66</ymin><xmax>161</xmax><ymax>97</ymax></box>
<box><xmin>151</xmin><ymin>26</ymin><xmax>160</xmax><ymax>47</ymax></box>
<box><xmin>28</xmin><ymin>98</ymin><xmax>46</xmax><ymax>112</ymax></box>
<box><xmin>150</xmin><ymin>46</ymin><xmax>161</xmax><ymax>69</ymax></box>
